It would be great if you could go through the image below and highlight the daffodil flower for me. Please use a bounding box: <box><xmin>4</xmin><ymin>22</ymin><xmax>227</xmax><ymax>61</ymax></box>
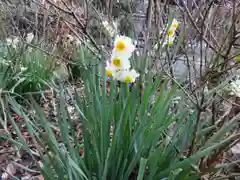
<box><xmin>110</xmin><ymin>55</ymin><xmax>130</xmax><ymax>70</ymax></box>
<box><xmin>105</xmin><ymin>62</ymin><xmax>116</xmax><ymax>77</ymax></box>
<box><xmin>106</xmin><ymin>34</ymin><xmax>139</xmax><ymax>83</ymax></box>
<box><xmin>171</xmin><ymin>19</ymin><xmax>179</xmax><ymax>29</ymax></box>
<box><xmin>152</xmin><ymin>18</ymin><xmax>179</xmax><ymax>49</ymax></box>
<box><xmin>114</xmin><ymin>69</ymin><xmax>139</xmax><ymax>83</ymax></box>
<box><xmin>167</xmin><ymin>28</ymin><xmax>175</xmax><ymax>37</ymax></box>
<box><xmin>165</xmin><ymin>35</ymin><xmax>175</xmax><ymax>46</ymax></box>
<box><xmin>113</xmin><ymin>35</ymin><xmax>135</xmax><ymax>58</ymax></box>
<box><xmin>164</xmin><ymin>18</ymin><xmax>179</xmax><ymax>46</ymax></box>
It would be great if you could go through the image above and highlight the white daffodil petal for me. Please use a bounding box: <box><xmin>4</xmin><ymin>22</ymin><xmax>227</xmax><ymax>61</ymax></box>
<box><xmin>116</xmin><ymin>69</ymin><xmax>139</xmax><ymax>83</ymax></box>
<box><xmin>171</xmin><ymin>18</ymin><xmax>179</xmax><ymax>29</ymax></box>
<box><xmin>105</xmin><ymin>62</ymin><xmax>116</xmax><ymax>77</ymax></box>
<box><xmin>163</xmin><ymin>34</ymin><xmax>175</xmax><ymax>46</ymax></box>
<box><xmin>167</xmin><ymin>27</ymin><xmax>176</xmax><ymax>37</ymax></box>
<box><xmin>110</xmin><ymin>55</ymin><xmax>130</xmax><ymax>70</ymax></box>
<box><xmin>113</xmin><ymin>35</ymin><xmax>135</xmax><ymax>57</ymax></box>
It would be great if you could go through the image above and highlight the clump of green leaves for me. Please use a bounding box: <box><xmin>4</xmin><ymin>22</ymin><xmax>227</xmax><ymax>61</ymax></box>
<box><xmin>6</xmin><ymin>64</ymin><xmax>239</xmax><ymax>180</ymax></box>
<box><xmin>0</xmin><ymin>41</ymin><xmax>56</xmax><ymax>95</ymax></box>
<box><xmin>70</xmin><ymin>41</ymin><xmax>102</xmax><ymax>79</ymax></box>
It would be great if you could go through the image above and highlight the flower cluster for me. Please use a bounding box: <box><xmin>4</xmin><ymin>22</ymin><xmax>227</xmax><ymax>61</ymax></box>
<box><xmin>165</xmin><ymin>19</ymin><xmax>179</xmax><ymax>46</ymax></box>
<box><xmin>153</xmin><ymin>18</ymin><xmax>179</xmax><ymax>50</ymax></box>
<box><xmin>105</xmin><ymin>35</ymin><xmax>139</xmax><ymax>83</ymax></box>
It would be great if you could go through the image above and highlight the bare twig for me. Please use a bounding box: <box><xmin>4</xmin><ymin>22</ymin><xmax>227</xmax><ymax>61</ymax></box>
<box><xmin>45</xmin><ymin>0</ymin><xmax>104</xmax><ymax>56</ymax></box>
<box><xmin>177</xmin><ymin>1</ymin><xmax>226</xmax><ymax>59</ymax></box>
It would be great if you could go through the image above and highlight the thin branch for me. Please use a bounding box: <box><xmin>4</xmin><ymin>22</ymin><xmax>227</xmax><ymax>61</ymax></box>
<box><xmin>177</xmin><ymin>1</ymin><xmax>226</xmax><ymax>59</ymax></box>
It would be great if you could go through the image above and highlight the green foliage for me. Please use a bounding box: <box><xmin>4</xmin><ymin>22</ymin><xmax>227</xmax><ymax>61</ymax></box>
<box><xmin>1</xmin><ymin>1</ymin><xmax>239</xmax><ymax>179</ymax></box>
<box><xmin>0</xmin><ymin>42</ymin><xmax>56</xmax><ymax>95</ymax></box>
<box><xmin>5</xmin><ymin>64</ymin><xmax>238</xmax><ymax>180</ymax></box>
<box><xmin>0</xmin><ymin>41</ymin><xmax>57</xmax><ymax>130</ymax></box>
<box><xmin>70</xmin><ymin>42</ymin><xmax>103</xmax><ymax>79</ymax></box>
